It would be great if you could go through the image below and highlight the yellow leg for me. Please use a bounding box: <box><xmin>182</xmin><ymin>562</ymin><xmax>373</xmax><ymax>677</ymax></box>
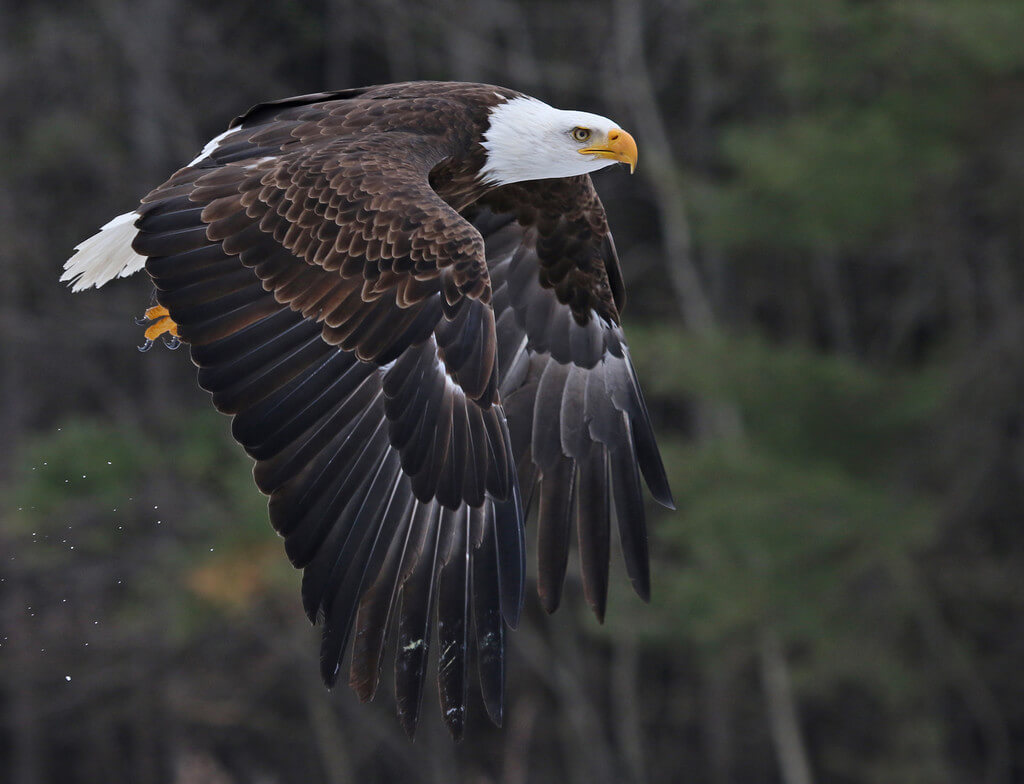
<box><xmin>143</xmin><ymin>315</ymin><xmax>179</xmax><ymax>342</ymax></box>
<box><xmin>138</xmin><ymin>304</ymin><xmax>181</xmax><ymax>351</ymax></box>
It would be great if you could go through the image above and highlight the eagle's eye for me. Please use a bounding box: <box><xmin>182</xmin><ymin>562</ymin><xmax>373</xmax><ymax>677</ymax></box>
<box><xmin>571</xmin><ymin>127</ymin><xmax>592</xmax><ymax>142</ymax></box>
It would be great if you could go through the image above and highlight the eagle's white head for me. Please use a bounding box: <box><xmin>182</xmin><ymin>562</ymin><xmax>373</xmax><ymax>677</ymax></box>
<box><xmin>480</xmin><ymin>96</ymin><xmax>638</xmax><ymax>186</ymax></box>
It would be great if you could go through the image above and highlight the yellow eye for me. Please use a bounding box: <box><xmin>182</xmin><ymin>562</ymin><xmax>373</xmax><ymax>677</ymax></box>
<box><xmin>571</xmin><ymin>127</ymin><xmax>592</xmax><ymax>142</ymax></box>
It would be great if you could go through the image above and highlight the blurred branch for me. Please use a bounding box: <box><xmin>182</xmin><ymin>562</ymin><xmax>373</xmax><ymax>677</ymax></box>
<box><xmin>758</xmin><ymin>626</ymin><xmax>815</xmax><ymax>784</ymax></box>
<box><xmin>611</xmin><ymin>640</ymin><xmax>648</xmax><ymax>784</ymax></box>
<box><xmin>5</xmin><ymin>581</ymin><xmax>41</xmax><ymax>784</ymax></box>
<box><xmin>700</xmin><ymin>651</ymin><xmax>738</xmax><ymax>784</ymax></box>
<box><xmin>302</xmin><ymin>677</ymin><xmax>355</xmax><ymax>784</ymax></box>
<box><xmin>511</xmin><ymin>619</ymin><xmax>616</xmax><ymax>784</ymax></box>
<box><xmin>895</xmin><ymin>558</ymin><xmax>1012</xmax><ymax>784</ymax></box>
<box><xmin>609</xmin><ymin>0</ymin><xmax>747</xmax><ymax>445</ymax></box>
<box><xmin>609</xmin><ymin>0</ymin><xmax>714</xmax><ymax>335</ymax></box>
<box><xmin>501</xmin><ymin>694</ymin><xmax>539</xmax><ymax>784</ymax></box>
<box><xmin>444</xmin><ymin>0</ymin><xmax>486</xmax><ymax>81</ymax></box>
<box><xmin>323</xmin><ymin>0</ymin><xmax>356</xmax><ymax>87</ymax></box>
<box><xmin>380</xmin><ymin>0</ymin><xmax>418</xmax><ymax>81</ymax></box>
<box><xmin>814</xmin><ymin>250</ymin><xmax>854</xmax><ymax>353</ymax></box>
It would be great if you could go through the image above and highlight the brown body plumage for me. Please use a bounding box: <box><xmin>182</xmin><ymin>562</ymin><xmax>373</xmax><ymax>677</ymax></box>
<box><xmin>64</xmin><ymin>81</ymin><xmax>673</xmax><ymax>739</ymax></box>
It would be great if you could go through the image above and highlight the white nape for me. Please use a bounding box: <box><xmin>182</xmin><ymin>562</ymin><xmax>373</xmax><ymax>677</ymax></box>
<box><xmin>61</xmin><ymin>212</ymin><xmax>146</xmax><ymax>292</ymax></box>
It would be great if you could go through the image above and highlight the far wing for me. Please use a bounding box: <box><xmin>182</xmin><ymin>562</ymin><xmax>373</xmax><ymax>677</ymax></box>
<box><xmin>468</xmin><ymin>177</ymin><xmax>673</xmax><ymax>620</ymax></box>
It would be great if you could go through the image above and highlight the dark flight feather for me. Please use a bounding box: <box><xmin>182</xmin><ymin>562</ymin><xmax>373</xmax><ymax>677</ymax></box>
<box><xmin>436</xmin><ymin>506</ymin><xmax>471</xmax><ymax>739</ymax></box>
<box><xmin>473</xmin><ymin>509</ymin><xmax>506</xmax><ymax>724</ymax></box>
<box><xmin>395</xmin><ymin>502</ymin><xmax>442</xmax><ymax>738</ymax></box>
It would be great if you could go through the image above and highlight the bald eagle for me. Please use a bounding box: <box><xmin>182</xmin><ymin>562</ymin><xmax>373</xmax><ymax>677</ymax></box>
<box><xmin>62</xmin><ymin>81</ymin><xmax>673</xmax><ymax>738</ymax></box>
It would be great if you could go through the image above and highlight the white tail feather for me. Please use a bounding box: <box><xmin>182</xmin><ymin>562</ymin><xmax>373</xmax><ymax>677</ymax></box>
<box><xmin>61</xmin><ymin>212</ymin><xmax>146</xmax><ymax>292</ymax></box>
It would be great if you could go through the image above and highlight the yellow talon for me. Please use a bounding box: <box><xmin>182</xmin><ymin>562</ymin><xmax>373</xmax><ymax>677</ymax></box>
<box><xmin>138</xmin><ymin>304</ymin><xmax>181</xmax><ymax>351</ymax></box>
<box><xmin>143</xmin><ymin>316</ymin><xmax>179</xmax><ymax>342</ymax></box>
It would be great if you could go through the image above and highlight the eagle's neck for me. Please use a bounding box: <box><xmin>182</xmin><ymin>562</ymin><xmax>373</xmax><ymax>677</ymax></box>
<box><xmin>429</xmin><ymin>136</ymin><xmax>497</xmax><ymax>212</ymax></box>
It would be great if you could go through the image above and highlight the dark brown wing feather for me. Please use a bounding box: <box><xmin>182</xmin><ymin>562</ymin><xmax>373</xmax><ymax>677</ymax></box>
<box><xmin>130</xmin><ymin>86</ymin><xmax>526</xmax><ymax>739</ymax></box>
<box><xmin>469</xmin><ymin>177</ymin><xmax>674</xmax><ymax>622</ymax></box>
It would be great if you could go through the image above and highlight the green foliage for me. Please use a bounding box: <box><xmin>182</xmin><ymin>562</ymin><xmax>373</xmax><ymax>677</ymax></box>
<box><xmin>630</xmin><ymin>327</ymin><xmax>945</xmax><ymax>474</ymax></box>
<box><xmin>628</xmin><ymin>328</ymin><xmax>944</xmax><ymax>630</ymax></box>
<box><xmin>11</xmin><ymin>411</ymin><xmax>265</xmax><ymax>531</ymax></box>
<box><xmin>6</xmin><ymin>410</ymin><xmax>291</xmax><ymax>618</ymax></box>
<box><xmin>699</xmin><ymin>107</ymin><xmax>959</xmax><ymax>249</ymax></box>
<box><xmin>12</xmin><ymin>420</ymin><xmax>156</xmax><ymax>522</ymax></box>
<box><xmin>618</xmin><ymin>326</ymin><xmax>948</xmax><ymax>772</ymax></box>
<box><xmin>692</xmin><ymin>0</ymin><xmax>1024</xmax><ymax>252</ymax></box>
<box><xmin>652</xmin><ymin>441</ymin><xmax>931</xmax><ymax>645</ymax></box>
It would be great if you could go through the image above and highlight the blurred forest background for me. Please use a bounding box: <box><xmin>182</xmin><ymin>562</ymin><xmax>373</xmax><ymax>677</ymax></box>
<box><xmin>2</xmin><ymin>0</ymin><xmax>1024</xmax><ymax>782</ymax></box>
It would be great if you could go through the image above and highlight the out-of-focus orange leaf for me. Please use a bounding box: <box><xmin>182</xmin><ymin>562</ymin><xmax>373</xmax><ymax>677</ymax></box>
<box><xmin>185</xmin><ymin>542</ymin><xmax>281</xmax><ymax>610</ymax></box>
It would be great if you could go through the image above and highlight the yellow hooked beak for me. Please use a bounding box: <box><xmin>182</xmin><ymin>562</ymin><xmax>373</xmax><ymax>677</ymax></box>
<box><xmin>579</xmin><ymin>128</ymin><xmax>638</xmax><ymax>173</ymax></box>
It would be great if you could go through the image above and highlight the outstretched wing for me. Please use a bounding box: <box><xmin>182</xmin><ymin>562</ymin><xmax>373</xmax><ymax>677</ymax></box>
<box><xmin>132</xmin><ymin>93</ymin><xmax>524</xmax><ymax>739</ymax></box>
<box><xmin>467</xmin><ymin>176</ymin><xmax>674</xmax><ymax>621</ymax></box>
